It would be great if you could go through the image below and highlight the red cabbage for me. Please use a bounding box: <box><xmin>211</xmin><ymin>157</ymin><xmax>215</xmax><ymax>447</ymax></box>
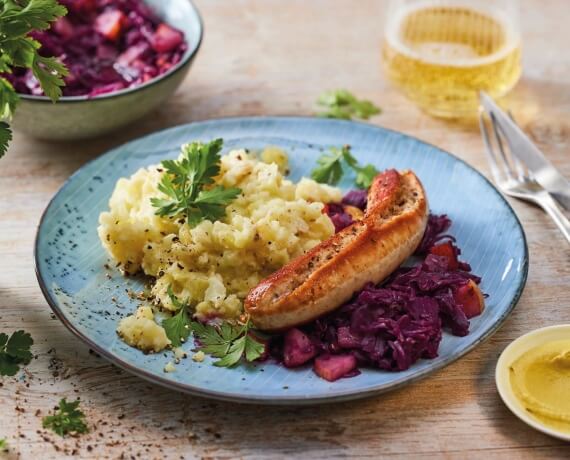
<box><xmin>271</xmin><ymin>213</ymin><xmax>485</xmax><ymax>379</ymax></box>
<box><xmin>324</xmin><ymin>203</ymin><xmax>354</xmax><ymax>232</ymax></box>
<box><xmin>323</xmin><ymin>189</ymin><xmax>368</xmax><ymax>232</ymax></box>
<box><xmin>342</xmin><ymin>189</ymin><xmax>368</xmax><ymax>210</ymax></box>
<box><xmin>4</xmin><ymin>0</ymin><xmax>188</xmax><ymax>97</ymax></box>
<box><xmin>416</xmin><ymin>214</ymin><xmax>453</xmax><ymax>254</ymax></box>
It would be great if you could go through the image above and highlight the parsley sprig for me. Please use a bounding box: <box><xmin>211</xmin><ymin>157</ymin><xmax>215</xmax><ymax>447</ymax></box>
<box><xmin>0</xmin><ymin>330</ymin><xmax>33</xmax><ymax>376</ymax></box>
<box><xmin>151</xmin><ymin>139</ymin><xmax>242</xmax><ymax>227</ymax></box>
<box><xmin>0</xmin><ymin>0</ymin><xmax>69</xmax><ymax>158</ymax></box>
<box><xmin>161</xmin><ymin>286</ymin><xmax>192</xmax><ymax>347</ymax></box>
<box><xmin>190</xmin><ymin>319</ymin><xmax>265</xmax><ymax>368</ymax></box>
<box><xmin>161</xmin><ymin>288</ymin><xmax>265</xmax><ymax>367</ymax></box>
<box><xmin>311</xmin><ymin>145</ymin><xmax>378</xmax><ymax>189</ymax></box>
<box><xmin>316</xmin><ymin>89</ymin><xmax>381</xmax><ymax>121</ymax></box>
<box><xmin>42</xmin><ymin>398</ymin><xmax>89</xmax><ymax>437</ymax></box>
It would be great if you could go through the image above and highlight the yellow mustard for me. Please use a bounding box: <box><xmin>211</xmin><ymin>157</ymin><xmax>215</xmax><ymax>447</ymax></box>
<box><xmin>509</xmin><ymin>339</ymin><xmax>570</xmax><ymax>434</ymax></box>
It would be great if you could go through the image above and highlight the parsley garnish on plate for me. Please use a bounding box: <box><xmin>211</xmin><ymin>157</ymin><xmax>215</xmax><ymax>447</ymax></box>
<box><xmin>162</xmin><ymin>286</ymin><xmax>192</xmax><ymax>347</ymax></box>
<box><xmin>316</xmin><ymin>89</ymin><xmax>381</xmax><ymax>121</ymax></box>
<box><xmin>0</xmin><ymin>0</ymin><xmax>69</xmax><ymax>158</ymax></box>
<box><xmin>0</xmin><ymin>330</ymin><xmax>33</xmax><ymax>376</ymax></box>
<box><xmin>42</xmin><ymin>398</ymin><xmax>89</xmax><ymax>437</ymax></box>
<box><xmin>190</xmin><ymin>319</ymin><xmax>265</xmax><ymax>367</ymax></box>
<box><xmin>151</xmin><ymin>139</ymin><xmax>242</xmax><ymax>227</ymax></box>
<box><xmin>311</xmin><ymin>146</ymin><xmax>345</xmax><ymax>185</ymax></box>
<box><xmin>161</xmin><ymin>289</ymin><xmax>265</xmax><ymax>367</ymax></box>
<box><xmin>0</xmin><ymin>438</ymin><xmax>8</xmax><ymax>451</ymax></box>
<box><xmin>311</xmin><ymin>145</ymin><xmax>378</xmax><ymax>189</ymax></box>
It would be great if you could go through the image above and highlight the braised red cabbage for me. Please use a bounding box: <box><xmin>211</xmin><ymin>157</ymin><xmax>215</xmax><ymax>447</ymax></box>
<box><xmin>324</xmin><ymin>203</ymin><xmax>354</xmax><ymax>232</ymax></box>
<box><xmin>341</xmin><ymin>189</ymin><xmax>368</xmax><ymax>210</ymax></box>
<box><xmin>274</xmin><ymin>210</ymin><xmax>485</xmax><ymax>379</ymax></box>
<box><xmin>416</xmin><ymin>214</ymin><xmax>453</xmax><ymax>254</ymax></box>
<box><xmin>5</xmin><ymin>0</ymin><xmax>188</xmax><ymax>97</ymax></box>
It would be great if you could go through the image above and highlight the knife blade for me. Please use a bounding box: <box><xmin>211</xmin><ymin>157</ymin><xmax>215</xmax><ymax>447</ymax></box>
<box><xmin>480</xmin><ymin>92</ymin><xmax>570</xmax><ymax>211</ymax></box>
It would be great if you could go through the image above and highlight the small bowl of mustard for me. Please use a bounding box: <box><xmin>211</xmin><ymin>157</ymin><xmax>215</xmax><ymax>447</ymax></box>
<box><xmin>496</xmin><ymin>324</ymin><xmax>570</xmax><ymax>442</ymax></box>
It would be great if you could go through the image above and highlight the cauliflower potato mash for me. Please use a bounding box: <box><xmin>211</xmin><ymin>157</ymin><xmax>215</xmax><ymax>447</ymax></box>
<box><xmin>116</xmin><ymin>306</ymin><xmax>171</xmax><ymax>352</ymax></box>
<box><xmin>99</xmin><ymin>147</ymin><xmax>341</xmax><ymax>351</ymax></box>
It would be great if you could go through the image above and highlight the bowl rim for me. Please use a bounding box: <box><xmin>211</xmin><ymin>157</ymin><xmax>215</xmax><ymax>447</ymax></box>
<box><xmin>495</xmin><ymin>324</ymin><xmax>570</xmax><ymax>442</ymax></box>
<box><xmin>18</xmin><ymin>0</ymin><xmax>203</xmax><ymax>104</ymax></box>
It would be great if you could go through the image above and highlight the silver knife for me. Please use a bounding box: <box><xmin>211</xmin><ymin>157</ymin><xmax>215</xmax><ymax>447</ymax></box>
<box><xmin>479</xmin><ymin>92</ymin><xmax>570</xmax><ymax>211</ymax></box>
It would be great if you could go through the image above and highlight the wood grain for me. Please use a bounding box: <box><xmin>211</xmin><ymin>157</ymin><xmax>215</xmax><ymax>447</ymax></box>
<box><xmin>1</xmin><ymin>0</ymin><xmax>569</xmax><ymax>458</ymax></box>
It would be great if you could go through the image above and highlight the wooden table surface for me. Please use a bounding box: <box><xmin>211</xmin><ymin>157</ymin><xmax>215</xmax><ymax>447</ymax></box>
<box><xmin>1</xmin><ymin>0</ymin><xmax>569</xmax><ymax>458</ymax></box>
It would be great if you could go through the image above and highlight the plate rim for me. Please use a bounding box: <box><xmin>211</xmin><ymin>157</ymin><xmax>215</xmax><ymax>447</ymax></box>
<box><xmin>34</xmin><ymin>116</ymin><xmax>529</xmax><ymax>404</ymax></box>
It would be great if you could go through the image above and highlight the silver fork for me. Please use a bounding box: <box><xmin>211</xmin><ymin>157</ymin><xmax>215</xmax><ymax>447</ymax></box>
<box><xmin>479</xmin><ymin>109</ymin><xmax>570</xmax><ymax>244</ymax></box>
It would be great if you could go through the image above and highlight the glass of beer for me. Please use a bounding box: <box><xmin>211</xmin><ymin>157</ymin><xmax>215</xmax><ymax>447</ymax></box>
<box><xmin>382</xmin><ymin>0</ymin><xmax>521</xmax><ymax>118</ymax></box>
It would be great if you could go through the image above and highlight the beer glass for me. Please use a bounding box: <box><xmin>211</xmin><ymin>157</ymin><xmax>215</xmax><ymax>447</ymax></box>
<box><xmin>382</xmin><ymin>0</ymin><xmax>521</xmax><ymax>118</ymax></box>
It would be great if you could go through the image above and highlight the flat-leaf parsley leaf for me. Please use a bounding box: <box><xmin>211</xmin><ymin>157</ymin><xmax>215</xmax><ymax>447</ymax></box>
<box><xmin>316</xmin><ymin>89</ymin><xmax>381</xmax><ymax>121</ymax></box>
<box><xmin>162</xmin><ymin>287</ymin><xmax>192</xmax><ymax>347</ymax></box>
<box><xmin>151</xmin><ymin>139</ymin><xmax>242</xmax><ymax>227</ymax></box>
<box><xmin>310</xmin><ymin>147</ymin><xmax>344</xmax><ymax>185</ymax></box>
<box><xmin>42</xmin><ymin>398</ymin><xmax>89</xmax><ymax>437</ymax></box>
<box><xmin>353</xmin><ymin>163</ymin><xmax>378</xmax><ymax>189</ymax></box>
<box><xmin>311</xmin><ymin>145</ymin><xmax>378</xmax><ymax>189</ymax></box>
<box><xmin>0</xmin><ymin>0</ymin><xmax>69</xmax><ymax>158</ymax></box>
<box><xmin>0</xmin><ymin>330</ymin><xmax>33</xmax><ymax>376</ymax></box>
<box><xmin>190</xmin><ymin>318</ymin><xmax>265</xmax><ymax>368</ymax></box>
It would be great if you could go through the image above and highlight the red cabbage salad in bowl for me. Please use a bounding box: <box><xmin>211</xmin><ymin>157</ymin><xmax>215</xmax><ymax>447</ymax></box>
<box><xmin>269</xmin><ymin>198</ymin><xmax>486</xmax><ymax>382</ymax></box>
<box><xmin>5</xmin><ymin>0</ymin><xmax>188</xmax><ymax>98</ymax></box>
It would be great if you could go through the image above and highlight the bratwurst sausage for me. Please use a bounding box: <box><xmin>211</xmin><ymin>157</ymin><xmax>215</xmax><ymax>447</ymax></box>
<box><xmin>245</xmin><ymin>169</ymin><xmax>428</xmax><ymax>331</ymax></box>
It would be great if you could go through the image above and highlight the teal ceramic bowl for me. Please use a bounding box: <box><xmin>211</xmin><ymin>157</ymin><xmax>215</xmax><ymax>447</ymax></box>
<box><xmin>12</xmin><ymin>0</ymin><xmax>203</xmax><ymax>141</ymax></box>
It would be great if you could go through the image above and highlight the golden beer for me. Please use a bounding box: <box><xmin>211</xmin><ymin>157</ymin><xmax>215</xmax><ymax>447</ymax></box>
<box><xmin>383</xmin><ymin>2</ymin><xmax>521</xmax><ymax>117</ymax></box>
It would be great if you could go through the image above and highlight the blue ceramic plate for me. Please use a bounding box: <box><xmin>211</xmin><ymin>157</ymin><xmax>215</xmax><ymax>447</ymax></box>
<box><xmin>35</xmin><ymin>117</ymin><xmax>528</xmax><ymax>404</ymax></box>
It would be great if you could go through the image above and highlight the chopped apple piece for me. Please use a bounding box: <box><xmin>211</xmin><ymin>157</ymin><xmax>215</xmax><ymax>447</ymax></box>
<box><xmin>314</xmin><ymin>354</ymin><xmax>357</xmax><ymax>382</ymax></box>
<box><xmin>151</xmin><ymin>23</ymin><xmax>184</xmax><ymax>53</ymax></box>
<box><xmin>95</xmin><ymin>10</ymin><xmax>126</xmax><ymax>41</ymax></box>
<box><xmin>283</xmin><ymin>328</ymin><xmax>316</xmax><ymax>368</ymax></box>
<box><xmin>454</xmin><ymin>280</ymin><xmax>485</xmax><ymax>319</ymax></box>
<box><xmin>429</xmin><ymin>241</ymin><xmax>459</xmax><ymax>270</ymax></box>
<box><xmin>344</xmin><ymin>205</ymin><xmax>364</xmax><ymax>221</ymax></box>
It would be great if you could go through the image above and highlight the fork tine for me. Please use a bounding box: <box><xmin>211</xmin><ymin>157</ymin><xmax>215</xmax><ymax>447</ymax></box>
<box><xmin>506</xmin><ymin>110</ymin><xmax>533</xmax><ymax>180</ymax></box>
<box><xmin>489</xmin><ymin>112</ymin><xmax>519</xmax><ymax>182</ymax></box>
<box><xmin>479</xmin><ymin>110</ymin><xmax>507</xmax><ymax>185</ymax></box>
<box><xmin>495</xmin><ymin>111</ymin><xmax>529</xmax><ymax>181</ymax></box>
<box><xmin>512</xmin><ymin>147</ymin><xmax>530</xmax><ymax>180</ymax></box>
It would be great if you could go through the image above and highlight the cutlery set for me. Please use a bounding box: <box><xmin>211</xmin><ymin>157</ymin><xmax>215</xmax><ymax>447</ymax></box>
<box><xmin>479</xmin><ymin>92</ymin><xmax>570</xmax><ymax>244</ymax></box>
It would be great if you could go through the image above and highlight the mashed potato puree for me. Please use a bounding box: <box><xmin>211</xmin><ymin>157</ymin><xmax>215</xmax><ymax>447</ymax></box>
<box><xmin>99</xmin><ymin>147</ymin><xmax>341</xmax><ymax>351</ymax></box>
